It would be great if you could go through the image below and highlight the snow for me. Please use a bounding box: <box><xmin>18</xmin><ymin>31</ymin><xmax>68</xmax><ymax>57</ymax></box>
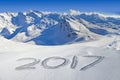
<box><xmin>0</xmin><ymin>10</ymin><xmax>120</xmax><ymax>45</ymax></box>
<box><xmin>0</xmin><ymin>35</ymin><xmax>120</xmax><ymax>80</ymax></box>
<box><xmin>69</xmin><ymin>9</ymin><xmax>81</xmax><ymax>15</ymax></box>
<box><xmin>0</xmin><ymin>10</ymin><xmax>120</xmax><ymax>80</ymax></box>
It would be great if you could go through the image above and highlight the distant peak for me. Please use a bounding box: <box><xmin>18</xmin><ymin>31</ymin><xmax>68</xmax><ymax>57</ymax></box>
<box><xmin>29</xmin><ymin>10</ymin><xmax>40</xmax><ymax>13</ymax></box>
<box><xmin>69</xmin><ymin>9</ymin><xmax>81</xmax><ymax>15</ymax></box>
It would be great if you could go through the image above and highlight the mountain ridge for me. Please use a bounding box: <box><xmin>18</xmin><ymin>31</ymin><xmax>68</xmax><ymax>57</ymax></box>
<box><xmin>0</xmin><ymin>10</ymin><xmax>120</xmax><ymax>45</ymax></box>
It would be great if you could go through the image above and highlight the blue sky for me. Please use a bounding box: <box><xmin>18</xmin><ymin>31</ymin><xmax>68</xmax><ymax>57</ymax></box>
<box><xmin>0</xmin><ymin>0</ymin><xmax>119</xmax><ymax>14</ymax></box>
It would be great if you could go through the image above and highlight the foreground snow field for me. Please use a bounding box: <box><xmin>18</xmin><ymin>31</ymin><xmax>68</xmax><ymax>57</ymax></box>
<box><xmin>0</xmin><ymin>35</ymin><xmax>120</xmax><ymax>80</ymax></box>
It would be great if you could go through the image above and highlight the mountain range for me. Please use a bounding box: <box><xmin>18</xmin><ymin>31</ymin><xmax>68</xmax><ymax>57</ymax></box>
<box><xmin>0</xmin><ymin>10</ymin><xmax>120</xmax><ymax>45</ymax></box>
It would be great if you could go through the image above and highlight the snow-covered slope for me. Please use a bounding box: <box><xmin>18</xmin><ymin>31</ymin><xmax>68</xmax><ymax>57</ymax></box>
<box><xmin>0</xmin><ymin>10</ymin><xmax>120</xmax><ymax>45</ymax></box>
<box><xmin>0</xmin><ymin>35</ymin><xmax>120</xmax><ymax>80</ymax></box>
<box><xmin>1</xmin><ymin>10</ymin><xmax>120</xmax><ymax>80</ymax></box>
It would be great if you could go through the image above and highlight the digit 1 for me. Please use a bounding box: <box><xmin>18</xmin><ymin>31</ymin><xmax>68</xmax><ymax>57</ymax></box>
<box><xmin>71</xmin><ymin>56</ymin><xmax>78</xmax><ymax>69</ymax></box>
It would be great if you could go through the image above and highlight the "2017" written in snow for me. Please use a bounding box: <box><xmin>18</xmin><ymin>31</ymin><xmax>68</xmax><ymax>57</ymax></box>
<box><xmin>15</xmin><ymin>55</ymin><xmax>104</xmax><ymax>71</ymax></box>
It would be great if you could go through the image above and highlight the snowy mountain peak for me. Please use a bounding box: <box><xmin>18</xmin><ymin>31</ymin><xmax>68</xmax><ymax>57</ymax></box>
<box><xmin>69</xmin><ymin>9</ymin><xmax>81</xmax><ymax>15</ymax></box>
<box><xmin>0</xmin><ymin>10</ymin><xmax>120</xmax><ymax>45</ymax></box>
